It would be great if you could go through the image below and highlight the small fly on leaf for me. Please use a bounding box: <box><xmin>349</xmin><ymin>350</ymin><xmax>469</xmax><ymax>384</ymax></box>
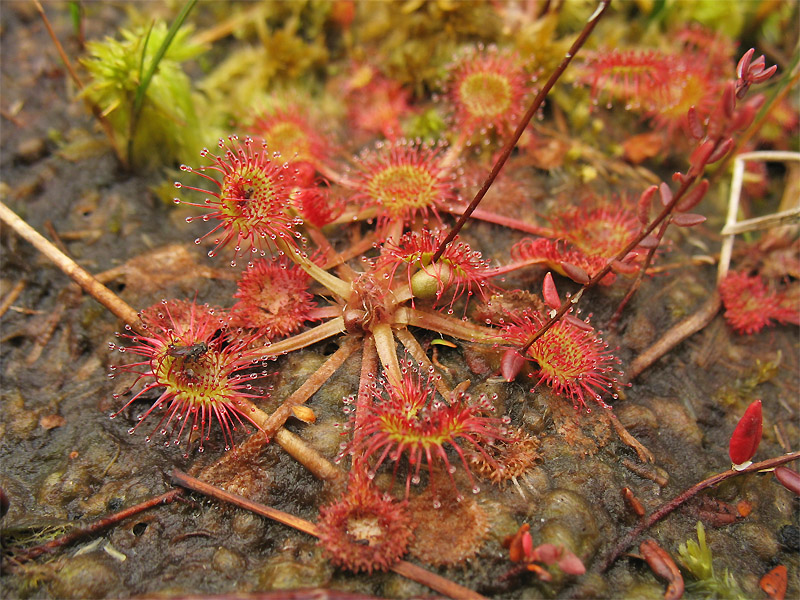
<box><xmin>167</xmin><ymin>342</ymin><xmax>208</xmax><ymax>362</ymax></box>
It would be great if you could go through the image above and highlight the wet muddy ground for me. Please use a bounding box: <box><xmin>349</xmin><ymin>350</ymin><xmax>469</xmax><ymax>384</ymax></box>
<box><xmin>1</xmin><ymin>2</ymin><xmax>798</xmax><ymax>599</ymax></box>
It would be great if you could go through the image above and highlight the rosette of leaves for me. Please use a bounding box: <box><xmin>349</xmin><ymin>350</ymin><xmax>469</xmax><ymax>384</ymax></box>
<box><xmin>80</xmin><ymin>21</ymin><xmax>206</xmax><ymax>169</ymax></box>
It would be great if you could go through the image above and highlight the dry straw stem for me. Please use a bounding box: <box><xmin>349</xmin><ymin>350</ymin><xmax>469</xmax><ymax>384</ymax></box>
<box><xmin>0</xmin><ymin>201</ymin><xmax>142</xmax><ymax>330</ymax></box>
<box><xmin>172</xmin><ymin>469</ymin><xmax>489</xmax><ymax>600</ymax></box>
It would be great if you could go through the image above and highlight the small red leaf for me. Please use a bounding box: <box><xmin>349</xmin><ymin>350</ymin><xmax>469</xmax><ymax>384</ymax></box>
<box><xmin>534</xmin><ymin>543</ymin><xmax>561</xmax><ymax>565</ymax></box>
<box><xmin>729</xmin><ymin>399</ymin><xmax>763</xmax><ymax>466</ymax></box>
<box><xmin>612</xmin><ymin>259</ymin><xmax>639</xmax><ymax>275</ymax></box>
<box><xmin>565</xmin><ymin>314</ymin><xmax>594</xmax><ymax>332</ymax></box>
<box><xmin>707</xmin><ymin>138</ymin><xmax>733</xmax><ymax>164</ymax></box>
<box><xmin>774</xmin><ymin>467</ymin><xmax>800</xmax><ymax>496</ymax></box>
<box><xmin>638</xmin><ymin>234</ymin><xmax>660</xmax><ymax>249</ymax></box>
<box><xmin>737</xmin><ymin>48</ymin><xmax>754</xmax><ymax>79</ymax></box>
<box><xmin>751</xmin><ymin>64</ymin><xmax>777</xmax><ymax>83</ymax></box>
<box><xmin>732</xmin><ymin>104</ymin><xmax>756</xmax><ymax>131</ymax></box>
<box><xmin>542</xmin><ymin>272</ymin><xmax>560</xmax><ymax>310</ymax></box>
<box><xmin>561</xmin><ymin>261</ymin><xmax>590</xmax><ymax>284</ymax></box>
<box><xmin>687</xmin><ymin>107</ymin><xmax>704</xmax><ymax>140</ymax></box>
<box><xmin>637</xmin><ymin>185</ymin><xmax>657</xmax><ymax>224</ymax></box>
<box><xmin>558</xmin><ymin>551</ymin><xmax>586</xmax><ymax>576</ymax></box>
<box><xmin>659</xmin><ymin>182</ymin><xmax>673</xmax><ymax>207</ymax></box>
<box><xmin>676</xmin><ymin>180</ymin><xmax>709</xmax><ymax>212</ymax></box>
<box><xmin>672</xmin><ymin>171</ymin><xmax>688</xmax><ymax>184</ymax></box>
<box><xmin>721</xmin><ymin>82</ymin><xmax>736</xmax><ymax>119</ymax></box>
<box><xmin>501</xmin><ymin>348</ymin><xmax>526</xmax><ymax>382</ymax></box>
<box><xmin>688</xmin><ymin>140</ymin><xmax>715</xmax><ymax>175</ymax></box>
<box><xmin>672</xmin><ymin>213</ymin><xmax>706</xmax><ymax>227</ymax></box>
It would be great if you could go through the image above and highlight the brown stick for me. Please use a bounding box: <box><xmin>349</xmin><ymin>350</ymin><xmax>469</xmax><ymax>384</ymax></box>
<box><xmin>626</xmin><ymin>291</ymin><xmax>722</xmax><ymax>381</ymax></box>
<box><xmin>0</xmin><ymin>201</ymin><xmax>143</xmax><ymax>332</ymax></box>
<box><xmin>171</xmin><ymin>470</ymin><xmax>489</xmax><ymax>600</ymax></box>
<box><xmin>8</xmin><ymin>489</ymin><xmax>182</xmax><ymax>563</ymax></box>
<box><xmin>262</xmin><ymin>337</ymin><xmax>358</xmax><ymax>438</ymax></box>
<box><xmin>273</xmin><ymin>428</ymin><xmax>345</xmax><ymax>484</ymax></box>
<box><xmin>431</xmin><ymin>0</ymin><xmax>612</xmax><ymax>263</ymax></box>
<box><xmin>598</xmin><ymin>450</ymin><xmax>800</xmax><ymax>572</ymax></box>
<box><xmin>0</xmin><ymin>280</ymin><xmax>26</xmax><ymax>319</ymax></box>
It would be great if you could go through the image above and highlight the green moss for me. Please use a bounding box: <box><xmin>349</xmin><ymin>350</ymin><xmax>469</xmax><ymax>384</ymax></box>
<box><xmin>714</xmin><ymin>352</ymin><xmax>781</xmax><ymax>408</ymax></box>
<box><xmin>677</xmin><ymin>522</ymin><xmax>747</xmax><ymax>600</ymax></box>
<box><xmin>80</xmin><ymin>21</ymin><xmax>206</xmax><ymax>169</ymax></box>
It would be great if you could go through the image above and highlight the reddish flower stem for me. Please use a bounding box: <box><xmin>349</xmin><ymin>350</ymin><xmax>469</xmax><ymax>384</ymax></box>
<box><xmin>597</xmin><ymin>450</ymin><xmax>800</xmax><ymax>572</ymax></box>
<box><xmin>7</xmin><ymin>489</ymin><xmax>183</xmax><ymax>563</ymax></box>
<box><xmin>609</xmin><ymin>219</ymin><xmax>669</xmax><ymax>329</ymax></box>
<box><xmin>518</xmin><ymin>173</ymin><xmax>697</xmax><ymax>356</ymax></box>
<box><xmin>171</xmin><ymin>470</ymin><xmax>489</xmax><ymax>600</ymax></box>
<box><xmin>430</xmin><ymin>0</ymin><xmax>612</xmax><ymax>264</ymax></box>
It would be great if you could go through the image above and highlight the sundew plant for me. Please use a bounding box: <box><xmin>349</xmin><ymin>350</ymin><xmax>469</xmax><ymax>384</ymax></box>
<box><xmin>1</xmin><ymin>1</ymin><xmax>798</xmax><ymax>598</ymax></box>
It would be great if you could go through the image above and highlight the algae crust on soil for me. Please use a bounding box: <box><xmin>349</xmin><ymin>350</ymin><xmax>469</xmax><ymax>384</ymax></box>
<box><xmin>1</xmin><ymin>1</ymin><xmax>798</xmax><ymax>599</ymax></box>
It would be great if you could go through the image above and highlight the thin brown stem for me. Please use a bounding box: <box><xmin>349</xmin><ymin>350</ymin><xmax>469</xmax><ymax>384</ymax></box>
<box><xmin>7</xmin><ymin>489</ymin><xmax>182</xmax><ymax>563</ymax></box>
<box><xmin>395</xmin><ymin>307</ymin><xmax>504</xmax><ymax>344</ymax></box>
<box><xmin>431</xmin><ymin>0</ymin><xmax>611</xmax><ymax>263</ymax></box>
<box><xmin>598</xmin><ymin>450</ymin><xmax>800</xmax><ymax>572</ymax></box>
<box><xmin>273</xmin><ymin>428</ymin><xmax>345</xmax><ymax>483</ymax></box>
<box><xmin>0</xmin><ymin>280</ymin><xmax>26</xmax><ymax>319</ymax></box>
<box><xmin>626</xmin><ymin>291</ymin><xmax>722</xmax><ymax>381</ymax></box>
<box><xmin>171</xmin><ymin>470</ymin><xmax>489</xmax><ymax>600</ymax></box>
<box><xmin>262</xmin><ymin>337</ymin><xmax>358</xmax><ymax>438</ymax></box>
<box><xmin>0</xmin><ymin>201</ymin><xmax>143</xmax><ymax>332</ymax></box>
<box><xmin>518</xmin><ymin>175</ymin><xmax>697</xmax><ymax>356</ymax></box>
<box><xmin>253</xmin><ymin>317</ymin><xmax>346</xmax><ymax>357</ymax></box>
<box><xmin>609</xmin><ymin>220</ymin><xmax>669</xmax><ymax>329</ymax></box>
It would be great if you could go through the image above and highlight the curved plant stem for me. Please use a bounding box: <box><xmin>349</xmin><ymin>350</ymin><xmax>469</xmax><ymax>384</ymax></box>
<box><xmin>0</xmin><ymin>201</ymin><xmax>142</xmax><ymax>332</ymax></box>
<box><xmin>443</xmin><ymin>205</ymin><xmax>554</xmax><ymax>238</ymax></box>
<box><xmin>354</xmin><ymin>336</ymin><xmax>377</xmax><ymax>433</ymax></box>
<box><xmin>598</xmin><ymin>450</ymin><xmax>800</xmax><ymax>572</ymax></box>
<box><xmin>7</xmin><ymin>489</ymin><xmax>183</xmax><ymax>563</ymax></box>
<box><xmin>626</xmin><ymin>291</ymin><xmax>722</xmax><ymax>381</ymax></box>
<box><xmin>431</xmin><ymin>0</ymin><xmax>612</xmax><ymax>263</ymax></box>
<box><xmin>171</xmin><ymin>470</ymin><xmax>489</xmax><ymax>600</ymax></box>
<box><xmin>278</xmin><ymin>240</ymin><xmax>352</xmax><ymax>299</ymax></box>
<box><xmin>262</xmin><ymin>337</ymin><xmax>358</xmax><ymax>438</ymax></box>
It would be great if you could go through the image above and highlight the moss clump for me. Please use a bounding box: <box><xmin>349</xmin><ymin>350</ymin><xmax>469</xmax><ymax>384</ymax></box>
<box><xmin>80</xmin><ymin>21</ymin><xmax>205</xmax><ymax>169</ymax></box>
